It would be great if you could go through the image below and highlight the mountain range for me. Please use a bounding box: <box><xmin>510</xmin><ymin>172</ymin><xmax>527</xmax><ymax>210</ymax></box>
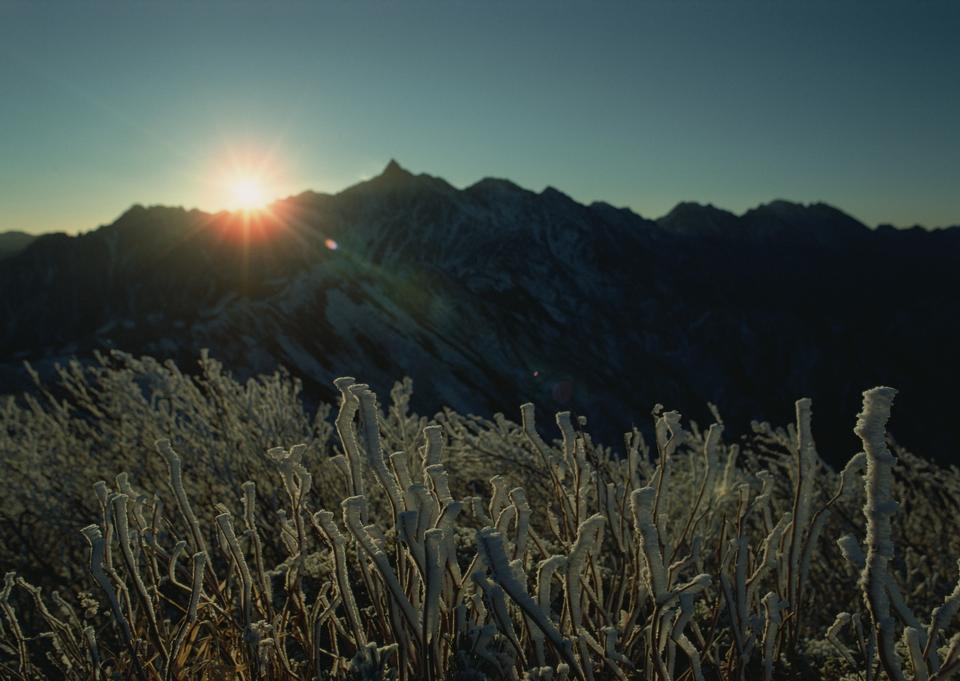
<box><xmin>2</xmin><ymin>160</ymin><xmax>958</xmax><ymax>462</ymax></box>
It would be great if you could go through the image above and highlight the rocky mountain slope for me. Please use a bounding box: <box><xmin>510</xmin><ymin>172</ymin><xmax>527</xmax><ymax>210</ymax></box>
<box><xmin>2</xmin><ymin>161</ymin><xmax>958</xmax><ymax>461</ymax></box>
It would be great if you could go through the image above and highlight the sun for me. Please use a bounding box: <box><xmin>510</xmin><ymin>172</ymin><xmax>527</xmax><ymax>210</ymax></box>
<box><xmin>230</xmin><ymin>177</ymin><xmax>267</xmax><ymax>211</ymax></box>
<box><xmin>210</xmin><ymin>146</ymin><xmax>285</xmax><ymax>213</ymax></box>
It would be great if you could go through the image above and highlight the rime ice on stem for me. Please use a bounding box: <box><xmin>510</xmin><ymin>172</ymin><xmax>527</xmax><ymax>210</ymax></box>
<box><xmin>856</xmin><ymin>387</ymin><xmax>906</xmax><ymax>681</ymax></box>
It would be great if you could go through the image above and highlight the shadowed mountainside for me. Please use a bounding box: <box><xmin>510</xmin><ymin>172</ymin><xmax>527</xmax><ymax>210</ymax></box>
<box><xmin>2</xmin><ymin>160</ymin><xmax>959</xmax><ymax>461</ymax></box>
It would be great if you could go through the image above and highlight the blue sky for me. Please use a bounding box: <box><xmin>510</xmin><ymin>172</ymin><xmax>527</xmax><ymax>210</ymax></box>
<box><xmin>1</xmin><ymin>0</ymin><xmax>958</xmax><ymax>233</ymax></box>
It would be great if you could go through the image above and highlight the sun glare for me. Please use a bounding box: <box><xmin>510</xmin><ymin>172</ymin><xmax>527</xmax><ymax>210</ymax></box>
<box><xmin>231</xmin><ymin>177</ymin><xmax>267</xmax><ymax>211</ymax></box>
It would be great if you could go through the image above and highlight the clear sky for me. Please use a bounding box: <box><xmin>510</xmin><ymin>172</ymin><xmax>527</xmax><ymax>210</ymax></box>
<box><xmin>1</xmin><ymin>1</ymin><xmax>958</xmax><ymax>234</ymax></box>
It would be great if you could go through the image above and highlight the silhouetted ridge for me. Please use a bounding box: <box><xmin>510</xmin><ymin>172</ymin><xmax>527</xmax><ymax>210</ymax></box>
<box><xmin>466</xmin><ymin>177</ymin><xmax>526</xmax><ymax>196</ymax></box>
<box><xmin>540</xmin><ymin>186</ymin><xmax>576</xmax><ymax>203</ymax></box>
<box><xmin>0</xmin><ymin>231</ymin><xmax>37</xmax><ymax>259</ymax></box>
<box><xmin>340</xmin><ymin>160</ymin><xmax>460</xmax><ymax>202</ymax></box>
<box><xmin>380</xmin><ymin>158</ymin><xmax>410</xmax><ymax>180</ymax></box>
<box><xmin>1</xmin><ymin>168</ymin><xmax>959</xmax><ymax>465</ymax></box>
<box><xmin>741</xmin><ymin>200</ymin><xmax>867</xmax><ymax>243</ymax></box>
<box><xmin>657</xmin><ymin>202</ymin><xmax>740</xmax><ymax>237</ymax></box>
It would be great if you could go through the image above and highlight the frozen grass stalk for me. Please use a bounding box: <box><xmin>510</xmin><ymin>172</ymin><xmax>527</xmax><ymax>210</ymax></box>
<box><xmin>856</xmin><ymin>386</ymin><xmax>906</xmax><ymax>681</ymax></box>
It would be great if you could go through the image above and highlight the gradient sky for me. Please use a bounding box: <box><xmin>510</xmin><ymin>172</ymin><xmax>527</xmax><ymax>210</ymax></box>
<box><xmin>1</xmin><ymin>1</ymin><xmax>958</xmax><ymax>234</ymax></box>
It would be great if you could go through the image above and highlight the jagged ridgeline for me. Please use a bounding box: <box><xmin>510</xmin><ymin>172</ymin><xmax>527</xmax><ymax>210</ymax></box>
<box><xmin>3</xmin><ymin>161</ymin><xmax>960</xmax><ymax>463</ymax></box>
<box><xmin>1</xmin><ymin>355</ymin><xmax>959</xmax><ymax>679</ymax></box>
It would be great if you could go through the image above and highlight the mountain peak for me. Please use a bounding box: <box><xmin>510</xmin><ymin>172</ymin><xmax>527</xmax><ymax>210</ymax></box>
<box><xmin>540</xmin><ymin>186</ymin><xmax>575</xmax><ymax>203</ymax></box>
<box><xmin>657</xmin><ymin>202</ymin><xmax>740</xmax><ymax>236</ymax></box>
<box><xmin>339</xmin><ymin>158</ymin><xmax>460</xmax><ymax>200</ymax></box>
<box><xmin>0</xmin><ymin>230</ymin><xmax>38</xmax><ymax>260</ymax></box>
<box><xmin>743</xmin><ymin>200</ymin><xmax>867</xmax><ymax>237</ymax></box>
<box><xmin>747</xmin><ymin>199</ymin><xmax>851</xmax><ymax>221</ymax></box>
<box><xmin>381</xmin><ymin>159</ymin><xmax>411</xmax><ymax>179</ymax></box>
<box><xmin>662</xmin><ymin>201</ymin><xmax>736</xmax><ymax>220</ymax></box>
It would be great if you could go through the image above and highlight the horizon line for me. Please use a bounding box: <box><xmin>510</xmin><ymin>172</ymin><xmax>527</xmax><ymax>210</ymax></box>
<box><xmin>6</xmin><ymin>160</ymin><xmax>958</xmax><ymax>237</ymax></box>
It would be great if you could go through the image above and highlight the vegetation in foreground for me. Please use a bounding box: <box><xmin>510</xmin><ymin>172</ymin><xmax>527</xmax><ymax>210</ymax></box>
<box><xmin>1</xmin><ymin>352</ymin><xmax>960</xmax><ymax>680</ymax></box>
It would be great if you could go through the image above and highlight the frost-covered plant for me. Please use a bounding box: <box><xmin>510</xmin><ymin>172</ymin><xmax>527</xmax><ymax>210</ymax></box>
<box><xmin>2</xmin><ymin>359</ymin><xmax>959</xmax><ymax>680</ymax></box>
<box><xmin>833</xmin><ymin>388</ymin><xmax>960</xmax><ymax>681</ymax></box>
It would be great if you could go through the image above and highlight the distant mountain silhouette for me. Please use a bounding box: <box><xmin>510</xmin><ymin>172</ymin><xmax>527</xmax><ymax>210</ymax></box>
<box><xmin>0</xmin><ymin>231</ymin><xmax>37</xmax><ymax>260</ymax></box>
<box><xmin>2</xmin><ymin>161</ymin><xmax>959</xmax><ymax>462</ymax></box>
